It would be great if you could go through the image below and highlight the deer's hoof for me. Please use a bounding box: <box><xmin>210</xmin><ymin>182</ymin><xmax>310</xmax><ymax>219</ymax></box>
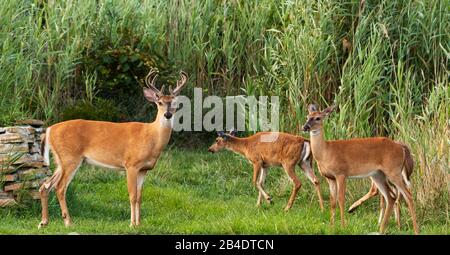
<box><xmin>130</xmin><ymin>222</ymin><xmax>140</xmax><ymax>228</ymax></box>
<box><xmin>348</xmin><ymin>204</ymin><xmax>359</xmax><ymax>213</ymax></box>
<box><xmin>38</xmin><ymin>221</ymin><xmax>48</xmax><ymax>229</ymax></box>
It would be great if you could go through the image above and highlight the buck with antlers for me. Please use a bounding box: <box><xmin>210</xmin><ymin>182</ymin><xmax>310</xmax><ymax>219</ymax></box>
<box><xmin>38</xmin><ymin>69</ymin><xmax>188</xmax><ymax>228</ymax></box>
<box><xmin>302</xmin><ymin>104</ymin><xmax>419</xmax><ymax>234</ymax></box>
<box><xmin>208</xmin><ymin>131</ymin><xmax>324</xmax><ymax>212</ymax></box>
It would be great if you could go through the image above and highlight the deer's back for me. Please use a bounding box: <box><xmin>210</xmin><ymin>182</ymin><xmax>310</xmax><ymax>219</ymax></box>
<box><xmin>245</xmin><ymin>132</ymin><xmax>307</xmax><ymax>166</ymax></box>
<box><xmin>320</xmin><ymin>137</ymin><xmax>405</xmax><ymax>176</ymax></box>
<box><xmin>48</xmin><ymin>119</ymin><xmax>152</xmax><ymax>167</ymax></box>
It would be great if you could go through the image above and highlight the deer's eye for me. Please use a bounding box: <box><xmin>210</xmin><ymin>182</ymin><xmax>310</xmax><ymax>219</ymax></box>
<box><xmin>158</xmin><ymin>102</ymin><xmax>163</xmax><ymax>106</ymax></box>
<box><xmin>315</xmin><ymin>117</ymin><xmax>321</xmax><ymax>121</ymax></box>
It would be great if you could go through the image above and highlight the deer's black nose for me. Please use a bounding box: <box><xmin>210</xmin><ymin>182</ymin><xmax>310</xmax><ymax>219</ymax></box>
<box><xmin>303</xmin><ymin>124</ymin><xmax>311</xmax><ymax>132</ymax></box>
<box><xmin>164</xmin><ymin>112</ymin><xmax>173</xmax><ymax>119</ymax></box>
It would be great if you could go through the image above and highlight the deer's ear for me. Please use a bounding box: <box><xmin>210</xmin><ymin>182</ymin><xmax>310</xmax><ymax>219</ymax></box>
<box><xmin>308</xmin><ymin>104</ymin><xmax>318</xmax><ymax>114</ymax></box>
<box><xmin>143</xmin><ymin>88</ymin><xmax>159</xmax><ymax>102</ymax></box>
<box><xmin>322</xmin><ymin>105</ymin><xmax>336</xmax><ymax>116</ymax></box>
<box><xmin>217</xmin><ymin>131</ymin><xmax>230</xmax><ymax>141</ymax></box>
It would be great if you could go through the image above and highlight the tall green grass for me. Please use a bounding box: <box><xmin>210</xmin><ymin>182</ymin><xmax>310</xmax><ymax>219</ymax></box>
<box><xmin>0</xmin><ymin>0</ymin><xmax>448</xmax><ymax>221</ymax></box>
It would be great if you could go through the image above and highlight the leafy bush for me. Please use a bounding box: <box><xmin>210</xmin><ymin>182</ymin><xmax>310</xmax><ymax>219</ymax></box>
<box><xmin>61</xmin><ymin>99</ymin><xmax>122</xmax><ymax>122</ymax></box>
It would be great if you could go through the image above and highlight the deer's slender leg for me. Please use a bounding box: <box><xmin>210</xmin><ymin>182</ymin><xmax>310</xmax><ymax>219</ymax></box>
<box><xmin>348</xmin><ymin>181</ymin><xmax>378</xmax><ymax>213</ymax></box>
<box><xmin>256</xmin><ymin>168</ymin><xmax>267</xmax><ymax>207</ymax></box>
<box><xmin>252</xmin><ymin>163</ymin><xmax>261</xmax><ymax>187</ymax></box>
<box><xmin>55</xmin><ymin>159</ymin><xmax>82</xmax><ymax>227</ymax></box>
<box><xmin>300</xmin><ymin>160</ymin><xmax>323</xmax><ymax>211</ymax></box>
<box><xmin>126</xmin><ymin>168</ymin><xmax>138</xmax><ymax>227</ymax></box>
<box><xmin>38</xmin><ymin>150</ymin><xmax>66</xmax><ymax>229</ymax></box>
<box><xmin>38</xmin><ymin>166</ymin><xmax>63</xmax><ymax>229</ymax></box>
<box><xmin>135</xmin><ymin>169</ymin><xmax>147</xmax><ymax>226</ymax></box>
<box><xmin>256</xmin><ymin>191</ymin><xmax>263</xmax><ymax>207</ymax></box>
<box><xmin>336</xmin><ymin>175</ymin><xmax>346</xmax><ymax>227</ymax></box>
<box><xmin>327</xmin><ymin>178</ymin><xmax>337</xmax><ymax>225</ymax></box>
<box><xmin>394</xmin><ymin>189</ymin><xmax>401</xmax><ymax>229</ymax></box>
<box><xmin>387</xmin><ymin>173</ymin><xmax>419</xmax><ymax>234</ymax></box>
<box><xmin>254</xmin><ymin>163</ymin><xmax>271</xmax><ymax>204</ymax></box>
<box><xmin>378</xmin><ymin>195</ymin><xmax>386</xmax><ymax>225</ymax></box>
<box><xmin>283</xmin><ymin>163</ymin><xmax>302</xmax><ymax>212</ymax></box>
<box><xmin>371</xmin><ymin>171</ymin><xmax>394</xmax><ymax>234</ymax></box>
<box><xmin>38</xmin><ymin>184</ymin><xmax>50</xmax><ymax>228</ymax></box>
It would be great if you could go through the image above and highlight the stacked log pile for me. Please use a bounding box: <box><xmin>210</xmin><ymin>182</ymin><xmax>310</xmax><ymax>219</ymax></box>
<box><xmin>0</xmin><ymin>120</ymin><xmax>51</xmax><ymax>207</ymax></box>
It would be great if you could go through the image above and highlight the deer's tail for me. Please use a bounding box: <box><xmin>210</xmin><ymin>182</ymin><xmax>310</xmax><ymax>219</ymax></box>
<box><xmin>397</xmin><ymin>142</ymin><xmax>414</xmax><ymax>188</ymax></box>
<box><xmin>40</xmin><ymin>127</ymin><xmax>51</xmax><ymax>167</ymax></box>
<box><xmin>300</xmin><ymin>139</ymin><xmax>312</xmax><ymax>168</ymax></box>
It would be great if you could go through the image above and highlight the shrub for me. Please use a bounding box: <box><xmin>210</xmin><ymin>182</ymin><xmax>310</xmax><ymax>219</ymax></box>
<box><xmin>61</xmin><ymin>99</ymin><xmax>122</xmax><ymax>122</ymax></box>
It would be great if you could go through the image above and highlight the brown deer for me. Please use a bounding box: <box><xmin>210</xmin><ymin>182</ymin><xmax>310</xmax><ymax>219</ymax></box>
<box><xmin>208</xmin><ymin>131</ymin><xmax>324</xmax><ymax>212</ymax></box>
<box><xmin>38</xmin><ymin>69</ymin><xmax>188</xmax><ymax>228</ymax></box>
<box><xmin>302</xmin><ymin>104</ymin><xmax>419</xmax><ymax>234</ymax></box>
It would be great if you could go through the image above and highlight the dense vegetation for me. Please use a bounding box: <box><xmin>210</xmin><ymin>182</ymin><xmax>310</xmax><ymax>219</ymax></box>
<box><xmin>0</xmin><ymin>0</ymin><xmax>448</xmax><ymax>233</ymax></box>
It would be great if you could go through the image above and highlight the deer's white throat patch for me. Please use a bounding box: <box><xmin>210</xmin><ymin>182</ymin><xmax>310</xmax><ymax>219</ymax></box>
<box><xmin>160</xmin><ymin>116</ymin><xmax>174</xmax><ymax>128</ymax></box>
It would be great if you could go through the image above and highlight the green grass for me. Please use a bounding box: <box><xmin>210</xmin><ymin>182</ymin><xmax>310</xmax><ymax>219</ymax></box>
<box><xmin>1</xmin><ymin>148</ymin><xmax>447</xmax><ymax>235</ymax></box>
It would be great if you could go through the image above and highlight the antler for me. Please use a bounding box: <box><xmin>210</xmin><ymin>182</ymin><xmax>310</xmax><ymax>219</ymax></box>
<box><xmin>169</xmin><ymin>71</ymin><xmax>188</xmax><ymax>96</ymax></box>
<box><xmin>145</xmin><ymin>69</ymin><xmax>163</xmax><ymax>97</ymax></box>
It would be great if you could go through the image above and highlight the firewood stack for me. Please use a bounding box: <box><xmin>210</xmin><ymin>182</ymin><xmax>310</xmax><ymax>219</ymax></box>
<box><xmin>0</xmin><ymin>120</ymin><xmax>51</xmax><ymax>207</ymax></box>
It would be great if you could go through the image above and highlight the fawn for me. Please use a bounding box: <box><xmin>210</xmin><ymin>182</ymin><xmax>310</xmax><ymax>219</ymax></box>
<box><xmin>208</xmin><ymin>130</ymin><xmax>324</xmax><ymax>211</ymax></box>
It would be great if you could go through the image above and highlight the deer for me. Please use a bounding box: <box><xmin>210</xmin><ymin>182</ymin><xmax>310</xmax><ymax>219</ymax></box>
<box><xmin>208</xmin><ymin>130</ymin><xmax>324</xmax><ymax>212</ymax></box>
<box><xmin>38</xmin><ymin>69</ymin><xmax>188</xmax><ymax>228</ymax></box>
<box><xmin>302</xmin><ymin>104</ymin><xmax>419</xmax><ymax>234</ymax></box>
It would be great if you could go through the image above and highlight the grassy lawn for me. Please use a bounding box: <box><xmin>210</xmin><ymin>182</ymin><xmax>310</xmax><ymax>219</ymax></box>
<box><xmin>0</xmin><ymin>148</ymin><xmax>448</xmax><ymax>235</ymax></box>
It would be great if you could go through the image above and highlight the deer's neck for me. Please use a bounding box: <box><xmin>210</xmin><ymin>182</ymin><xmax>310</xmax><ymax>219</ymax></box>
<box><xmin>226</xmin><ymin>137</ymin><xmax>249</xmax><ymax>157</ymax></box>
<box><xmin>309</xmin><ymin>128</ymin><xmax>327</xmax><ymax>161</ymax></box>
<box><xmin>148</xmin><ymin>112</ymin><xmax>173</xmax><ymax>148</ymax></box>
